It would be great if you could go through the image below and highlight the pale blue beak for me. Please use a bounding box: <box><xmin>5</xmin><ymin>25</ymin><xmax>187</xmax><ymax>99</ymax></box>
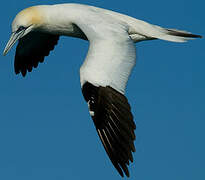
<box><xmin>3</xmin><ymin>30</ymin><xmax>25</xmax><ymax>56</ymax></box>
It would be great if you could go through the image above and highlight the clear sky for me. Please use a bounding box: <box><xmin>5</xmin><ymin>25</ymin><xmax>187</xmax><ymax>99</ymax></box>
<box><xmin>0</xmin><ymin>0</ymin><xmax>204</xmax><ymax>180</ymax></box>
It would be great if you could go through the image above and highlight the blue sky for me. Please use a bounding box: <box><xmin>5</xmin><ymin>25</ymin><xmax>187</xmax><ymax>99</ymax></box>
<box><xmin>0</xmin><ymin>0</ymin><xmax>204</xmax><ymax>180</ymax></box>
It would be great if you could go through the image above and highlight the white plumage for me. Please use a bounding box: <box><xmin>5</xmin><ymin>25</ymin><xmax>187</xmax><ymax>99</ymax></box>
<box><xmin>3</xmin><ymin>3</ymin><xmax>201</xmax><ymax>177</ymax></box>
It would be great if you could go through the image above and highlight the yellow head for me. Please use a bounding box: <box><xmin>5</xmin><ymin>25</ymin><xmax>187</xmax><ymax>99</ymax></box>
<box><xmin>12</xmin><ymin>6</ymin><xmax>43</xmax><ymax>32</ymax></box>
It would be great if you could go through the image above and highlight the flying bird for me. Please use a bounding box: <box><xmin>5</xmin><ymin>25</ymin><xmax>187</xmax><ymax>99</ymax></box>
<box><xmin>3</xmin><ymin>3</ymin><xmax>201</xmax><ymax>177</ymax></box>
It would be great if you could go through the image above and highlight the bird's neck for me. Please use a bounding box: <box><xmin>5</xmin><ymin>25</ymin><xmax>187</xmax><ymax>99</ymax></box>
<box><xmin>37</xmin><ymin>4</ymin><xmax>86</xmax><ymax>39</ymax></box>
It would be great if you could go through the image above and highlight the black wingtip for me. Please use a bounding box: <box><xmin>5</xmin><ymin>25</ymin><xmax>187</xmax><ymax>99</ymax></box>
<box><xmin>21</xmin><ymin>70</ymin><xmax>27</xmax><ymax>77</ymax></box>
<box><xmin>166</xmin><ymin>29</ymin><xmax>202</xmax><ymax>39</ymax></box>
<box><xmin>189</xmin><ymin>34</ymin><xmax>202</xmax><ymax>38</ymax></box>
<box><xmin>15</xmin><ymin>70</ymin><xmax>20</xmax><ymax>75</ymax></box>
<box><xmin>82</xmin><ymin>82</ymin><xmax>136</xmax><ymax>178</ymax></box>
<box><xmin>198</xmin><ymin>35</ymin><xmax>203</xmax><ymax>38</ymax></box>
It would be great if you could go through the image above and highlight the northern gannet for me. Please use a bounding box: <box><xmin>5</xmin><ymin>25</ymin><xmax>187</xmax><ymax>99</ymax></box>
<box><xmin>3</xmin><ymin>3</ymin><xmax>201</xmax><ymax>177</ymax></box>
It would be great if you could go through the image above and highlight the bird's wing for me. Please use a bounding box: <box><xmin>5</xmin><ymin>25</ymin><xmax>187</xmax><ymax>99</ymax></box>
<box><xmin>79</xmin><ymin>21</ymin><xmax>136</xmax><ymax>177</ymax></box>
<box><xmin>79</xmin><ymin>23</ymin><xmax>136</xmax><ymax>94</ymax></box>
<box><xmin>14</xmin><ymin>31</ymin><xmax>59</xmax><ymax>77</ymax></box>
<box><xmin>82</xmin><ymin>82</ymin><xmax>136</xmax><ymax>177</ymax></box>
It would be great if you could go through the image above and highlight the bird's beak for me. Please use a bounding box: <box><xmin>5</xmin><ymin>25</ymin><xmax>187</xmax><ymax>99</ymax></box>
<box><xmin>3</xmin><ymin>30</ymin><xmax>24</xmax><ymax>56</ymax></box>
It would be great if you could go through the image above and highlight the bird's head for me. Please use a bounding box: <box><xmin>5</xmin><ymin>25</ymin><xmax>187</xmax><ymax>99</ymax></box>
<box><xmin>3</xmin><ymin>6</ymin><xmax>44</xmax><ymax>55</ymax></box>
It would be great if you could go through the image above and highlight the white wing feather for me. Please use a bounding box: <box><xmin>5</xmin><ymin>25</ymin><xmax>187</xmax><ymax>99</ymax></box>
<box><xmin>79</xmin><ymin>22</ymin><xmax>136</xmax><ymax>94</ymax></box>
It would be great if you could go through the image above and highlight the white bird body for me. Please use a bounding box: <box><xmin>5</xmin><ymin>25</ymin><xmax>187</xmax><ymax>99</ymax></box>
<box><xmin>3</xmin><ymin>3</ymin><xmax>201</xmax><ymax>177</ymax></box>
<box><xmin>22</xmin><ymin>3</ymin><xmax>196</xmax><ymax>93</ymax></box>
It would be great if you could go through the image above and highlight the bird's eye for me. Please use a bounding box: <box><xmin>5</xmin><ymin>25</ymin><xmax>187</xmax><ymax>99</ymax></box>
<box><xmin>16</xmin><ymin>26</ymin><xmax>26</xmax><ymax>33</ymax></box>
